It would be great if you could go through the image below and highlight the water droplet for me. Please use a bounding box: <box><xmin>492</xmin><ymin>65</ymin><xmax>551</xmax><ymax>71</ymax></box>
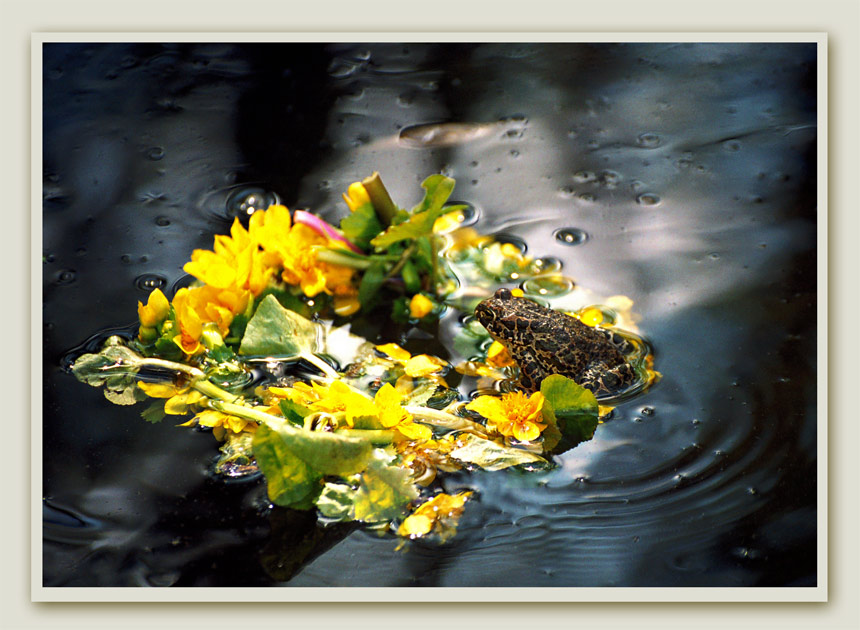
<box><xmin>155</xmin><ymin>216</ymin><xmax>171</xmax><ymax>226</ymax></box>
<box><xmin>55</xmin><ymin>269</ymin><xmax>76</xmax><ymax>285</ymax></box>
<box><xmin>135</xmin><ymin>274</ymin><xmax>167</xmax><ymax>291</ymax></box>
<box><xmin>509</xmin><ymin>150</ymin><xmax>520</xmax><ymax>158</ymax></box>
<box><xmin>453</xmin><ymin>202</ymin><xmax>480</xmax><ymax>227</ymax></box>
<box><xmin>43</xmin><ymin>253</ymin><xmax>56</xmax><ymax>263</ymax></box>
<box><xmin>599</xmin><ymin>170</ymin><xmax>621</xmax><ymax>187</ymax></box>
<box><xmin>573</xmin><ymin>170</ymin><xmax>595</xmax><ymax>183</ymax></box>
<box><xmin>528</xmin><ymin>257</ymin><xmax>563</xmax><ymax>275</ymax></box>
<box><xmin>747</xmin><ymin>487</ymin><xmax>758</xmax><ymax>496</ymax></box>
<box><xmin>578</xmin><ymin>192</ymin><xmax>596</xmax><ymax>202</ymax></box>
<box><xmin>708</xmin><ymin>252</ymin><xmax>721</xmax><ymax>260</ymax></box>
<box><xmin>636</xmin><ymin>193</ymin><xmax>661</xmax><ymax>206</ymax></box>
<box><xmin>146</xmin><ymin>146</ymin><xmax>165</xmax><ymax>161</ymax></box>
<box><xmin>641</xmin><ymin>406</ymin><xmax>655</xmax><ymax>416</ymax></box>
<box><xmin>637</xmin><ymin>132</ymin><xmax>661</xmax><ymax>148</ymax></box>
<box><xmin>521</xmin><ymin>275</ymin><xmax>575</xmax><ymax>297</ymax></box>
<box><xmin>120</xmin><ymin>254</ymin><xmax>132</xmax><ymax>264</ymax></box>
<box><xmin>555</xmin><ymin>228</ymin><xmax>588</xmax><ymax>245</ymax></box>
<box><xmin>225</xmin><ymin>187</ymin><xmax>280</xmax><ymax>219</ymax></box>
<box><xmin>492</xmin><ymin>233</ymin><xmax>528</xmax><ymax>254</ymax></box>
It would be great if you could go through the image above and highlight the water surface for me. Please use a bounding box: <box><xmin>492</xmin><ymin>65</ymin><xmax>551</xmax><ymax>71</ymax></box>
<box><xmin>43</xmin><ymin>42</ymin><xmax>817</xmax><ymax>587</ymax></box>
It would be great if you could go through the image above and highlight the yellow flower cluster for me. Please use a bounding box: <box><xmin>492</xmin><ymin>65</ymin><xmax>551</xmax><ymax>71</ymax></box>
<box><xmin>137</xmin><ymin>204</ymin><xmax>358</xmax><ymax>356</ymax></box>
<box><xmin>138</xmin><ymin>381</ymin><xmax>255</xmax><ymax>440</ymax></box>
<box><xmin>268</xmin><ymin>380</ymin><xmax>432</xmax><ymax>441</ymax></box>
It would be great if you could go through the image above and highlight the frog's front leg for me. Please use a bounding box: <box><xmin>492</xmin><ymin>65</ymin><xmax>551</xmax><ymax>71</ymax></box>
<box><xmin>515</xmin><ymin>354</ymin><xmax>549</xmax><ymax>393</ymax></box>
<box><xmin>579</xmin><ymin>361</ymin><xmax>635</xmax><ymax>395</ymax></box>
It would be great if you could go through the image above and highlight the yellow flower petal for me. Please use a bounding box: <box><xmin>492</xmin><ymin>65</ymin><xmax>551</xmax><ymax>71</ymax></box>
<box><xmin>404</xmin><ymin>354</ymin><xmax>447</xmax><ymax>378</ymax></box>
<box><xmin>376</xmin><ymin>343</ymin><xmax>412</xmax><ymax>362</ymax></box>
<box><xmin>138</xmin><ymin>381</ymin><xmax>184</xmax><ymax>398</ymax></box>
<box><xmin>486</xmin><ymin>340</ymin><xmax>515</xmax><ymax>368</ymax></box>
<box><xmin>342</xmin><ymin>182</ymin><xmax>371</xmax><ymax>211</ymax></box>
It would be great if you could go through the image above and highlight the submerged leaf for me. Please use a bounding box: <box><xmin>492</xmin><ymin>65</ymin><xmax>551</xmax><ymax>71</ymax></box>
<box><xmin>315</xmin><ymin>452</ymin><xmax>419</xmax><ymax>524</ymax></box>
<box><xmin>448</xmin><ymin>433</ymin><xmax>549</xmax><ymax>471</ymax></box>
<box><xmin>238</xmin><ymin>294</ymin><xmax>322</xmax><ymax>357</ymax></box>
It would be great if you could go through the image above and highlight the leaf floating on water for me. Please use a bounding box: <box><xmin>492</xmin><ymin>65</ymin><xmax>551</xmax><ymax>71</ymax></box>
<box><xmin>448</xmin><ymin>433</ymin><xmax>549</xmax><ymax>471</ymax></box>
<box><xmin>539</xmin><ymin>374</ymin><xmax>599</xmax><ymax>454</ymax></box>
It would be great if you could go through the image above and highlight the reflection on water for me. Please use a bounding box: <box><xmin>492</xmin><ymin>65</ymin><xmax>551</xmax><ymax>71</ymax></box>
<box><xmin>43</xmin><ymin>42</ymin><xmax>817</xmax><ymax>587</ymax></box>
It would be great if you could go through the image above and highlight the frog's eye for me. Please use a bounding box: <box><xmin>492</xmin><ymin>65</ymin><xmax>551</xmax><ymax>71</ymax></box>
<box><xmin>496</xmin><ymin>288</ymin><xmax>513</xmax><ymax>301</ymax></box>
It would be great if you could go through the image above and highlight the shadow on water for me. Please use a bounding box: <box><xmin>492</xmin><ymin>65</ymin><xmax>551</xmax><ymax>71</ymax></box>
<box><xmin>42</xmin><ymin>41</ymin><xmax>818</xmax><ymax>587</ymax></box>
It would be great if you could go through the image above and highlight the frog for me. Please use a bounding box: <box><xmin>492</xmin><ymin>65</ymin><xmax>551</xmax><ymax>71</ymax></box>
<box><xmin>474</xmin><ymin>288</ymin><xmax>635</xmax><ymax>395</ymax></box>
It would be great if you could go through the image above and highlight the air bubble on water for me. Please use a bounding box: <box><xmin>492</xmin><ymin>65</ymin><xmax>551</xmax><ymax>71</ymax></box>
<box><xmin>120</xmin><ymin>254</ymin><xmax>132</xmax><ymax>264</ymax></box>
<box><xmin>559</xmin><ymin>186</ymin><xmax>576</xmax><ymax>196</ymax></box>
<box><xmin>135</xmin><ymin>274</ymin><xmax>167</xmax><ymax>291</ymax></box>
<box><xmin>521</xmin><ymin>275</ymin><xmax>575</xmax><ymax>298</ymax></box>
<box><xmin>722</xmin><ymin>140</ymin><xmax>741</xmax><ymax>152</ymax></box>
<box><xmin>155</xmin><ymin>216</ymin><xmax>171</xmax><ymax>226</ymax></box>
<box><xmin>747</xmin><ymin>487</ymin><xmax>758</xmax><ymax>496</ymax></box>
<box><xmin>528</xmin><ymin>257</ymin><xmax>563</xmax><ymax>275</ymax></box>
<box><xmin>641</xmin><ymin>406</ymin><xmax>655</xmax><ymax>416</ymax></box>
<box><xmin>509</xmin><ymin>150</ymin><xmax>520</xmax><ymax>158</ymax></box>
<box><xmin>708</xmin><ymin>252</ymin><xmax>721</xmax><ymax>260</ymax></box>
<box><xmin>225</xmin><ymin>187</ymin><xmax>280</xmax><ymax>219</ymax></box>
<box><xmin>637</xmin><ymin>132</ymin><xmax>661</xmax><ymax>148</ymax></box>
<box><xmin>55</xmin><ymin>269</ymin><xmax>76</xmax><ymax>285</ymax></box>
<box><xmin>554</xmin><ymin>228</ymin><xmax>588</xmax><ymax>246</ymax></box>
<box><xmin>636</xmin><ymin>193</ymin><xmax>661</xmax><ymax>206</ymax></box>
<box><xmin>492</xmin><ymin>233</ymin><xmax>528</xmax><ymax>254</ymax></box>
<box><xmin>579</xmin><ymin>192</ymin><xmax>596</xmax><ymax>202</ymax></box>
<box><xmin>146</xmin><ymin>146</ymin><xmax>165</xmax><ymax>161</ymax></box>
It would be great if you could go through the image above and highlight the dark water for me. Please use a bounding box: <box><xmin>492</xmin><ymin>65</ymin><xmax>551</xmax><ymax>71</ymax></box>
<box><xmin>42</xmin><ymin>42</ymin><xmax>818</xmax><ymax>587</ymax></box>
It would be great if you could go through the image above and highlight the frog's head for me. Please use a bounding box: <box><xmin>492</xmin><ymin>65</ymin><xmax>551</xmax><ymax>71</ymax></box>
<box><xmin>474</xmin><ymin>288</ymin><xmax>517</xmax><ymax>338</ymax></box>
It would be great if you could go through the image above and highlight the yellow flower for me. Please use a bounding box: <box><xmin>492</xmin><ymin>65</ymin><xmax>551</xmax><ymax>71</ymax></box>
<box><xmin>409</xmin><ymin>293</ymin><xmax>435</xmax><ymax>319</ymax></box>
<box><xmin>183</xmin><ymin>216</ymin><xmax>276</xmax><ymax>296</ymax></box>
<box><xmin>183</xmin><ymin>408</ymin><xmax>256</xmax><ymax>441</ymax></box>
<box><xmin>466</xmin><ymin>390</ymin><xmax>547</xmax><ymax>442</ymax></box>
<box><xmin>137</xmin><ymin>288</ymin><xmax>170</xmax><ymax>327</ymax></box>
<box><xmin>577</xmin><ymin>306</ymin><xmax>604</xmax><ymax>327</ymax></box>
<box><xmin>373</xmin><ymin>383</ymin><xmax>432</xmax><ymax>441</ymax></box>
<box><xmin>396</xmin><ymin>491</ymin><xmax>473</xmax><ymax>540</ymax></box>
<box><xmin>342</xmin><ymin>182</ymin><xmax>371</xmax><ymax>212</ymax></box>
<box><xmin>171</xmin><ymin>287</ymin><xmax>205</xmax><ymax>356</ymax></box>
<box><xmin>137</xmin><ymin>381</ymin><xmax>205</xmax><ymax>417</ymax></box>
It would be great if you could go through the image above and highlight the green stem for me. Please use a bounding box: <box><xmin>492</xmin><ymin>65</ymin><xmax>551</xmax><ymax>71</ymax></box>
<box><xmin>191</xmin><ymin>378</ymin><xmax>240</xmax><ymax>403</ymax></box>
<box><xmin>299</xmin><ymin>352</ymin><xmax>340</xmax><ymax>379</ymax></box>
<box><xmin>207</xmin><ymin>399</ymin><xmax>291</xmax><ymax>431</ymax></box>
<box><xmin>383</xmin><ymin>244</ymin><xmax>416</xmax><ymax>282</ymax></box>
<box><xmin>362</xmin><ymin>172</ymin><xmax>398</xmax><ymax>226</ymax></box>
<box><xmin>404</xmin><ymin>406</ymin><xmax>491</xmax><ymax>438</ymax></box>
<box><xmin>314</xmin><ymin>248</ymin><xmax>373</xmax><ymax>270</ymax></box>
<box><xmin>335</xmin><ymin>428</ymin><xmax>396</xmax><ymax>445</ymax></box>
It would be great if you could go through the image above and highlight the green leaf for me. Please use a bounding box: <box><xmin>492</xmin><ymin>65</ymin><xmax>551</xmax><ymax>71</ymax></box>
<box><xmin>140</xmin><ymin>400</ymin><xmax>167</xmax><ymax>424</ymax></box>
<box><xmin>278</xmin><ymin>399</ymin><xmax>310</xmax><ymax>426</ymax></box>
<box><xmin>353</xmin><ymin>453</ymin><xmax>419</xmax><ymax>522</ymax></box>
<box><xmin>253</xmin><ymin>424</ymin><xmax>322</xmax><ymax>509</ymax></box>
<box><xmin>539</xmin><ymin>374</ymin><xmax>599</xmax><ymax>453</ymax></box>
<box><xmin>315</xmin><ymin>452</ymin><xmax>419</xmax><ymax>524</ymax></box>
<box><xmin>449</xmin><ymin>433</ymin><xmax>549</xmax><ymax>471</ymax></box>
<box><xmin>340</xmin><ymin>204</ymin><xmax>383</xmax><ymax>250</ymax></box>
<box><xmin>412</xmin><ymin>174</ymin><xmax>456</xmax><ymax>215</ymax></box>
<box><xmin>358</xmin><ymin>261</ymin><xmax>386</xmax><ymax>308</ymax></box>
<box><xmin>369</xmin><ymin>175</ymin><xmax>464</xmax><ymax>249</ymax></box>
<box><xmin>238</xmin><ymin>294</ymin><xmax>322</xmax><ymax>357</ymax></box>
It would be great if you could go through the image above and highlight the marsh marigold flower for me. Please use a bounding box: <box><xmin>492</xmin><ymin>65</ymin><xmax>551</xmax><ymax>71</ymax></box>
<box><xmin>466</xmin><ymin>390</ymin><xmax>547</xmax><ymax>442</ymax></box>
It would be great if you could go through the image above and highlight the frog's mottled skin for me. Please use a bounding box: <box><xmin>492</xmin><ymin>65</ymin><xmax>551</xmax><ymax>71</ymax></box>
<box><xmin>475</xmin><ymin>288</ymin><xmax>635</xmax><ymax>395</ymax></box>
